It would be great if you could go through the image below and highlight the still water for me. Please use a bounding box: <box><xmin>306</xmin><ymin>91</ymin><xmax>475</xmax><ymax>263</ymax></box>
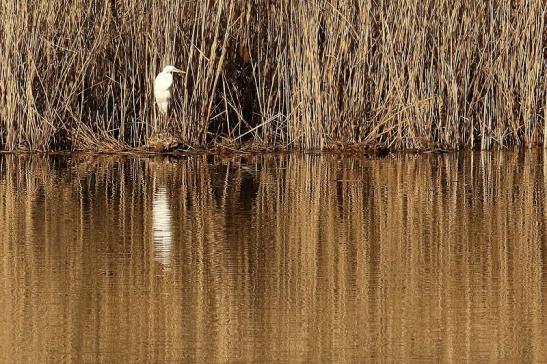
<box><xmin>1</xmin><ymin>151</ymin><xmax>546</xmax><ymax>363</ymax></box>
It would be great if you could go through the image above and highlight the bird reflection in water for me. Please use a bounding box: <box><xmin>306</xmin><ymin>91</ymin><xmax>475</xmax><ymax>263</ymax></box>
<box><xmin>152</xmin><ymin>186</ymin><xmax>173</xmax><ymax>267</ymax></box>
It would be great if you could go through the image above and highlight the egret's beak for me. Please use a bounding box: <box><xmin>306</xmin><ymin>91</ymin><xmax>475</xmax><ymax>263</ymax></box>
<box><xmin>174</xmin><ymin>68</ymin><xmax>185</xmax><ymax>74</ymax></box>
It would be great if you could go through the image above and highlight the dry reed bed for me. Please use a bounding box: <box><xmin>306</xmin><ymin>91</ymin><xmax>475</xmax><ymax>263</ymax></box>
<box><xmin>0</xmin><ymin>1</ymin><xmax>545</xmax><ymax>151</ymax></box>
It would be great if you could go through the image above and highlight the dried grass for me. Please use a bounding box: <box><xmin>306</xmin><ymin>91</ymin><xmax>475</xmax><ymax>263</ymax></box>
<box><xmin>0</xmin><ymin>0</ymin><xmax>545</xmax><ymax>151</ymax></box>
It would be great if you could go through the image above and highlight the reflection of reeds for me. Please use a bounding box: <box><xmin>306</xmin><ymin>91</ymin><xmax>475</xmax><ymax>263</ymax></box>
<box><xmin>0</xmin><ymin>152</ymin><xmax>546</xmax><ymax>362</ymax></box>
<box><xmin>0</xmin><ymin>1</ymin><xmax>544</xmax><ymax>151</ymax></box>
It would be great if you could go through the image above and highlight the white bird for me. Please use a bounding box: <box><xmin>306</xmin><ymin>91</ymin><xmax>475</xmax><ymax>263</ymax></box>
<box><xmin>153</xmin><ymin>65</ymin><xmax>185</xmax><ymax>114</ymax></box>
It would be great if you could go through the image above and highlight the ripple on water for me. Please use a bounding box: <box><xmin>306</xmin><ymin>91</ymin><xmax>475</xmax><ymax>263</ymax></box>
<box><xmin>0</xmin><ymin>151</ymin><xmax>546</xmax><ymax>363</ymax></box>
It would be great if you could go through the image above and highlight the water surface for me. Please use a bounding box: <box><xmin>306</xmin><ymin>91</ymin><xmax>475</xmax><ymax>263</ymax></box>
<box><xmin>1</xmin><ymin>151</ymin><xmax>546</xmax><ymax>363</ymax></box>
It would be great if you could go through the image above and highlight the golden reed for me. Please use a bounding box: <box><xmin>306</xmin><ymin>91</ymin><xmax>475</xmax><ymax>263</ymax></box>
<box><xmin>0</xmin><ymin>1</ymin><xmax>545</xmax><ymax>151</ymax></box>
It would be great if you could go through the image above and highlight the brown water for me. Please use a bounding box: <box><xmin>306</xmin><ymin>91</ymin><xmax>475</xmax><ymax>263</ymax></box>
<box><xmin>1</xmin><ymin>151</ymin><xmax>546</xmax><ymax>363</ymax></box>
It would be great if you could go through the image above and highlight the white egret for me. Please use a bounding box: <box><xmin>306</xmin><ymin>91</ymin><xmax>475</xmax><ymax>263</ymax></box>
<box><xmin>153</xmin><ymin>65</ymin><xmax>185</xmax><ymax>114</ymax></box>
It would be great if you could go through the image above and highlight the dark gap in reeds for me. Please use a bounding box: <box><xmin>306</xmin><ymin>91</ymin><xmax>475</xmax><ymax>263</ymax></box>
<box><xmin>0</xmin><ymin>0</ymin><xmax>545</xmax><ymax>152</ymax></box>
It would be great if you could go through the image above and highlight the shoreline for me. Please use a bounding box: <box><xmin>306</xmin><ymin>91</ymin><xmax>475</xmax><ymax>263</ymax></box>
<box><xmin>0</xmin><ymin>144</ymin><xmax>544</xmax><ymax>159</ymax></box>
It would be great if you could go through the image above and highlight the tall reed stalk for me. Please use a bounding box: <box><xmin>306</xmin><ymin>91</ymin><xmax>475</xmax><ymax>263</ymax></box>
<box><xmin>0</xmin><ymin>0</ymin><xmax>545</xmax><ymax>151</ymax></box>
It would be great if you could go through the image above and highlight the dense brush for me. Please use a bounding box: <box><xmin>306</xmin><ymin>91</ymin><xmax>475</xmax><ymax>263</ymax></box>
<box><xmin>0</xmin><ymin>0</ymin><xmax>545</xmax><ymax>151</ymax></box>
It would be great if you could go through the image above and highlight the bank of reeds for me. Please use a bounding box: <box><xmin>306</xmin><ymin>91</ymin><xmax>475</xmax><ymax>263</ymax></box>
<box><xmin>0</xmin><ymin>0</ymin><xmax>545</xmax><ymax>151</ymax></box>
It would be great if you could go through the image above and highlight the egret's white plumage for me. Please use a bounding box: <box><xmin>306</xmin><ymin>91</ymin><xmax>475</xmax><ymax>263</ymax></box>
<box><xmin>153</xmin><ymin>65</ymin><xmax>184</xmax><ymax>114</ymax></box>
